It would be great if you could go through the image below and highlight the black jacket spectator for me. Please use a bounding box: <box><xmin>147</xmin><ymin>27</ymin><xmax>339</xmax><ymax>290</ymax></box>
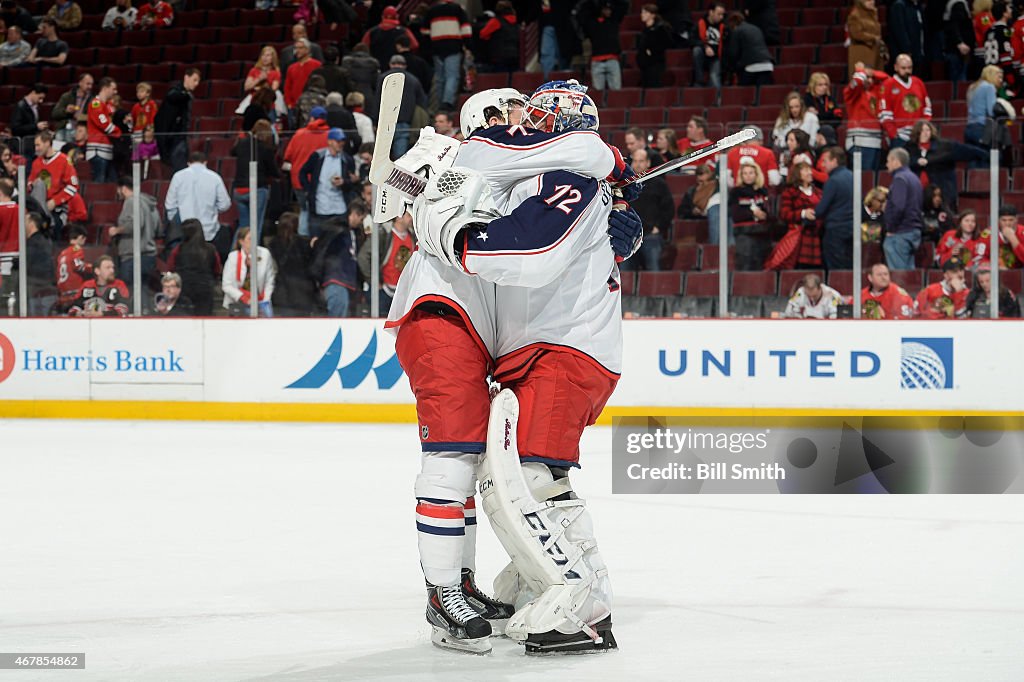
<box><xmin>231</xmin><ymin>137</ymin><xmax>280</xmax><ymax>191</ymax></box>
<box><xmin>341</xmin><ymin>45</ymin><xmax>381</xmax><ymax>114</ymax></box>
<box><xmin>724</xmin><ymin>15</ymin><xmax>774</xmax><ymax>84</ymax></box>
<box><xmin>636</xmin><ymin>11</ymin><xmax>674</xmax><ymax>87</ymax></box>
<box><xmin>0</xmin><ymin>1</ymin><xmax>38</xmax><ymax>33</ymax></box>
<box><xmin>153</xmin><ymin>80</ymin><xmax>193</xmax><ymax>160</ymax></box>
<box><xmin>27</xmin><ymin>224</ymin><xmax>54</xmax><ymax>299</ymax></box>
<box><xmin>943</xmin><ymin>0</ymin><xmax>975</xmax><ymax>55</ymax></box>
<box><xmin>395</xmin><ymin>39</ymin><xmax>432</xmax><ymax>95</ymax></box>
<box><xmin>10</xmin><ymin>95</ymin><xmax>42</xmax><ymax>141</ymax></box>
<box><xmin>310</xmin><ymin>46</ymin><xmax>352</xmax><ymax>100</ymax></box>
<box><xmin>479</xmin><ymin>3</ymin><xmax>520</xmax><ymax>72</ymax></box>
<box><xmin>632</xmin><ymin>175</ymin><xmax>675</xmax><ymax>239</ymax></box>
<box><xmin>574</xmin><ymin>0</ymin><xmax>628</xmax><ymax>59</ymax></box>
<box><xmin>888</xmin><ymin>0</ymin><xmax>925</xmax><ymax>67</ymax></box>
<box><xmin>325</xmin><ymin>97</ymin><xmax>361</xmax><ymax>152</ymax></box>
<box><xmin>168</xmin><ymin>219</ymin><xmax>221</xmax><ymax>316</ymax></box>
<box><xmin>373</xmin><ymin>67</ymin><xmax>427</xmax><ymax>125</ymax></box>
<box><xmin>267</xmin><ymin>214</ymin><xmax>318</xmax><ymax>316</ymax></box>
<box><xmin>299</xmin><ymin>148</ymin><xmax>357</xmax><ymax>217</ymax></box>
<box><xmin>741</xmin><ymin>0</ymin><xmax>780</xmax><ymax>45</ymax></box>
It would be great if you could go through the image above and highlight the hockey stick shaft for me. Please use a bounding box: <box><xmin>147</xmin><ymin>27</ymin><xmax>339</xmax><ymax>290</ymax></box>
<box><xmin>618</xmin><ymin>127</ymin><xmax>759</xmax><ymax>186</ymax></box>
<box><xmin>368</xmin><ymin>72</ymin><xmax>405</xmax><ymax>186</ymax></box>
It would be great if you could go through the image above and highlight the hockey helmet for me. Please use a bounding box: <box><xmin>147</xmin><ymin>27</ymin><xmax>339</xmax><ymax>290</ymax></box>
<box><xmin>460</xmin><ymin>88</ymin><xmax>528</xmax><ymax>138</ymax></box>
<box><xmin>523</xmin><ymin>79</ymin><xmax>600</xmax><ymax>133</ymax></box>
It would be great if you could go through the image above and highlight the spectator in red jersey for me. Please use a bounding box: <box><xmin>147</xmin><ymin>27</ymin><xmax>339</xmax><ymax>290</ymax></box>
<box><xmin>771</xmin><ymin>161</ymin><xmax>822</xmax><ymax>270</ymax></box>
<box><xmin>86</xmin><ymin>77</ymin><xmax>121</xmax><ymax>182</ymax></box>
<box><xmin>29</xmin><ymin>130</ymin><xmax>86</xmax><ymax>236</ymax></box>
<box><xmin>284</xmin><ymin>39</ymin><xmax>323</xmax><ymax>124</ymax></box>
<box><xmin>0</xmin><ymin>178</ymin><xmax>17</xmax><ymax>259</ymax></box>
<box><xmin>362</xmin><ymin>5</ymin><xmax>420</xmax><ymax>71</ymax></box>
<box><xmin>803</xmin><ymin>73</ymin><xmax>843</xmax><ymax>126</ymax></box>
<box><xmin>130</xmin><ymin>82</ymin><xmax>158</xmax><ymax>142</ymax></box>
<box><xmin>693</xmin><ymin>1</ymin><xmax>725</xmax><ymax>88</ymax></box>
<box><xmin>922</xmin><ymin>184</ymin><xmax>955</xmax><ymax>245</ymax></box>
<box><xmin>55</xmin><ymin>223</ymin><xmax>89</xmax><ymax>311</ymax></box>
<box><xmin>973</xmin><ymin>0</ymin><xmax>995</xmax><ymax>63</ymax></box>
<box><xmin>68</xmin><ymin>254</ymin><xmax>130</xmax><ymax>317</ymax></box>
<box><xmin>916</xmin><ymin>258</ymin><xmax>969</xmax><ymax>318</ymax></box>
<box><xmin>966</xmin><ymin>265</ymin><xmax>1021</xmax><ymax>317</ymax></box>
<box><xmin>653</xmin><ymin>128</ymin><xmax>680</xmax><ymax>162</ymax></box>
<box><xmin>281</xmin><ymin>24</ymin><xmax>324</xmax><ymax>91</ymax></box>
<box><xmin>844</xmin><ymin>64</ymin><xmax>886</xmax><ymax>170</ymax></box>
<box><xmin>636</xmin><ymin>3</ymin><xmax>672</xmax><ymax>88</ymax></box>
<box><xmin>982</xmin><ymin>1</ymin><xmax>1017</xmax><ymax>94</ymax></box>
<box><xmin>358</xmin><ymin>208</ymin><xmax>415</xmax><ymax>316</ymax></box>
<box><xmin>1011</xmin><ymin>5</ymin><xmax>1024</xmax><ymax>84</ymax></box>
<box><xmin>996</xmin><ymin>204</ymin><xmax>1024</xmax><ymax>268</ymax></box>
<box><xmin>847</xmin><ymin>0</ymin><xmax>885</xmax><ymax>76</ymax></box>
<box><xmin>772</xmin><ymin>92</ymin><xmax>819</xmax><ymax>152</ymax></box>
<box><xmin>282</xmin><ymin>106</ymin><xmax>330</xmax><ymax>237</ymax></box>
<box><xmin>861</xmin><ymin>263</ymin><xmax>916</xmax><ymax>319</ymax></box>
<box><xmin>726</xmin><ymin>126</ymin><xmax>781</xmax><ymax>188</ymax></box>
<box><xmin>730</xmin><ymin>157</ymin><xmax>771</xmax><ymax>270</ymax></box>
<box><xmin>678</xmin><ymin>115</ymin><xmax>712</xmax><ymax>154</ymax></box>
<box><xmin>245</xmin><ymin>46</ymin><xmax>282</xmax><ymax>95</ymax></box>
<box><xmin>135</xmin><ymin>0</ymin><xmax>172</xmax><ymax>28</ymax></box>
<box><xmin>878</xmin><ymin>54</ymin><xmax>933</xmax><ymax>148</ymax></box>
<box><xmin>937</xmin><ymin>209</ymin><xmax>982</xmax><ymax>266</ymax></box>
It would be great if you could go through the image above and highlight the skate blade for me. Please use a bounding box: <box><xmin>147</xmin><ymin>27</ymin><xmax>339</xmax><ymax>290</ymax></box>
<box><xmin>488</xmin><ymin>618</ymin><xmax>509</xmax><ymax>637</ymax></box>
<box><xmin>430</xmin><ymin>626</ymin><xmax>492</xmax><ymax>655</ymax></box>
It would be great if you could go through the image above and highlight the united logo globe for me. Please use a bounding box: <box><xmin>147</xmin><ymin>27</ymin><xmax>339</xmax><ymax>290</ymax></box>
<box><xmin>900</xmin><ymin>342</ymin><xmax>947</xmax><ymax>389</ymax></box>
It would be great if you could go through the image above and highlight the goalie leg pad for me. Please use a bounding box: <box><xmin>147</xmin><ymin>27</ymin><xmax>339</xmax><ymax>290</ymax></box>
<box><xmin>477</xmin><ymin>389</ymin><xmax>612</xmax><ymax>642</ymax></box>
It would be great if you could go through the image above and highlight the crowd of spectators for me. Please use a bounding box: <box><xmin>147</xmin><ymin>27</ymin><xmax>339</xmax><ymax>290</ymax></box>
<box><xmin>1</xmin><ymin>0</ymin><xmax>1023</xmax><ymax>321</ymax></box>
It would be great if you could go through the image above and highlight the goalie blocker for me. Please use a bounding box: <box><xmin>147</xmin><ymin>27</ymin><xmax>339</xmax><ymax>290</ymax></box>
<box><xmin>477</xmin><ymin>389</ymin><xmax>617</xmax><ymax>654</ymax></box>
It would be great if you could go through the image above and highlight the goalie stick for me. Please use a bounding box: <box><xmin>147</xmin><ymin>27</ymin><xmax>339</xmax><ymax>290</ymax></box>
<box><xmin>368</xmin><ymin>71</ymin><xmax>404</xmax><ymax>186</ymax></box>
<box><xmin>616</xmin><ymin>127</ymin><xmax>758</xmax><ymax>187</ymax></box>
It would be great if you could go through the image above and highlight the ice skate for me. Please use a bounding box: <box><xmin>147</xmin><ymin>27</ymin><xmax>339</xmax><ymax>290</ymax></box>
<box><xmin>461</xmin><ymin>568</ymin><xmax>515</xmax><ymax>634</ymax></box>
<box><xmin>425</xmin><ymin>582</ymin><xmax>493</xmax><ymax>654</ymax></box>
<box><xmin>524</xmin><ymin>615</ymin><xmax>618</xmax><ymax>656</ymax></box>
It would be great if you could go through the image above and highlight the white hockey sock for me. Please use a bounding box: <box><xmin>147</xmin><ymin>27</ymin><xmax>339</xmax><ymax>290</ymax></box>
<box><xmin>415</xmin><ymin>500</ymin><xmax>464</xmax><ymax>587</ymax></box>
<box><xmin>462</xmin><ymin>495</ymin><xmax>477</xmax><ymax>573</ymax></box>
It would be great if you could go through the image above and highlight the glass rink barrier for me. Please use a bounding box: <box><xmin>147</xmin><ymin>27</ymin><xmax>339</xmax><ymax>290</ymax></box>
<box><xmin>618</xmin><ymin>122</ymin><xmax>1022</xmax><ymax>322</ymax></box>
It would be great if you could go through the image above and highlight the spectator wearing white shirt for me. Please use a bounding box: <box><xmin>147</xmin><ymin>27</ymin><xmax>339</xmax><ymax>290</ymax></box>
<box><xmin>102</xmin><ymin>0</ymin><xmax>136</xmax><ymax>30</ymax></box>
<box><xmin>784</xmin><ymin>274</ymin><xmax>843</xmax><ymax>319</ymax></box>
<box><xmin>165</xmin><ymin>150</ymin><xmax>232</xmax><ymax>258</ymax></box>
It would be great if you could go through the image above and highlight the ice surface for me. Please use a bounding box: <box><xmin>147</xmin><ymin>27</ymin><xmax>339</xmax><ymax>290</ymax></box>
<box><xmin>1</xmin><ymin>420</ymin><xmax>1022</xmax><ymax>681</ymax></box>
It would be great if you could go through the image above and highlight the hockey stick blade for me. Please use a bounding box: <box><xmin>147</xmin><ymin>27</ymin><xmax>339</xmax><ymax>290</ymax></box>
<box><xmin>369</xmin><ymin>72</ymin><xmax>405</xmax><ymax>186</ymax></box>
<box><xmin>619</xmin><ymin>127</ymin><xmax>759</xmax><ymax>186</ymax></box>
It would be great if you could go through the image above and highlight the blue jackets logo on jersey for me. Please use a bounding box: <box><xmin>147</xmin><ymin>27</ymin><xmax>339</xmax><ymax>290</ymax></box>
<box><xmin>286</xmin><ymin>328</ymin><xmax>404</xmax><ymax>390</ymax></box>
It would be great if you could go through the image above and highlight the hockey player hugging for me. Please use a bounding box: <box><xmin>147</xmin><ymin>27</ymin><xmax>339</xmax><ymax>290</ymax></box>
<box><xmin>379</xmin><ymin>80</ymin><xmax>643</xmax><ymax>655</ymax></box>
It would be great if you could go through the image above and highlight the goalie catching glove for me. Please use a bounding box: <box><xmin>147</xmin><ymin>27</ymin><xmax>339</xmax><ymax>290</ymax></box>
<box><xmin>412</xmin><ymin>166</ymin><xmax>501</xmax><ymax>270</ymax></box>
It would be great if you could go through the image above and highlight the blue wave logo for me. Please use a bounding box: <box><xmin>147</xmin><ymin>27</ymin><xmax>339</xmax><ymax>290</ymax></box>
<box><xmin>286</xmin><ymin>329</ymin><xmax>404</xmax><ymax>390</ymax></box>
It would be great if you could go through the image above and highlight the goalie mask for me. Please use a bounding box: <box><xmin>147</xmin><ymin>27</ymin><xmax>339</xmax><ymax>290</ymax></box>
<box><xmin>460</xmin><ymin>88</ymin><xmax>529</xmax><ymax>138</ymax></box>
<box><xmin>523</xmin><ymin>80</ymin><xmax>600</xmax><ymax>133</ymax></box>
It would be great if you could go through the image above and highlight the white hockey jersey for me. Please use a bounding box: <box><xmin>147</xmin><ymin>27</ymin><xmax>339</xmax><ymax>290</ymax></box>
<box><xmin>385</xmin><ymin>125</ymin><xmax>618</xmax><ymax>362</ymax></box>
<box><xmin>455</xmin><ymin>126</ymin><xmax>624</xmax><ymax>375</ymax></box>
